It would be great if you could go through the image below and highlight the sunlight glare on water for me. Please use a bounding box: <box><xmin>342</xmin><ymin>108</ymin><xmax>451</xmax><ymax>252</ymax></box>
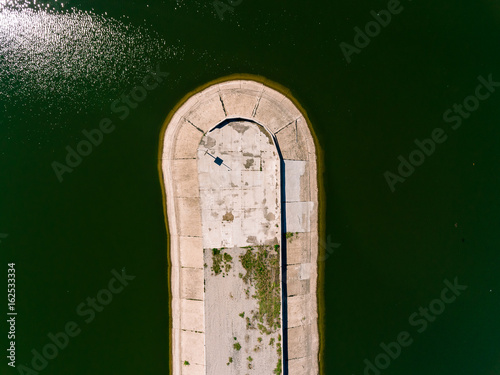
<box><xmin>0</xmin><ymin>0</ymin><xmax>181</xmax><ymax>125</ymax></box>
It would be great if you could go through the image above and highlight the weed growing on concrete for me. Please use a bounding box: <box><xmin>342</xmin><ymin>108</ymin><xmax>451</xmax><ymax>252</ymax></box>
<box><xmin>211</xmin><ymin>247</ymin><xmax>233</xmax><ymax>276</ymax></box>
<box><xmin>273</xmin><ymin>342</ymin><xmax>283</xmax><ymax>373</ymax></box>
<box><xmin>273</xmin><ymin>358</ymin><xmax>282</xmax><ymax>374</ymax></box>
<box><xmin>257</xmin><ymin>323</ymin><xmax>272</xmax><ymax>335</ymax></box>
<box><xmin>239</xmin><ymin>245</ymin><xmax>281</xmax><ymax>333</ymax></box>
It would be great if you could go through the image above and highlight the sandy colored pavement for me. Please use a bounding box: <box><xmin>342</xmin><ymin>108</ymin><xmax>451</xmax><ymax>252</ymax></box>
<box><xmin>199</xmin><ymin>121</ymin><xmax>282</xmax><ymax>374</ymax></box>
<box><xmin>160</xmin><ymin>78</ymin><xmax>319</xmax><ymax>375</ymax></box>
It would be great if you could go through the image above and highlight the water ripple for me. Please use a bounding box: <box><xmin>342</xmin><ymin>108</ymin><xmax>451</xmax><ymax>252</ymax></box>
<box><xmin>0</xmin><ymin>1</ymin><xmax>181</xmax><ymax>125</ymax></box>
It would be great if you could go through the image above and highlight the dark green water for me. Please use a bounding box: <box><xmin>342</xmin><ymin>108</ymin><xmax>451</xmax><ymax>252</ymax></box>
<box><xmin>1</xmin><ymin>0</ymin><xmax>499</xmax><ymax>374</ymax></box>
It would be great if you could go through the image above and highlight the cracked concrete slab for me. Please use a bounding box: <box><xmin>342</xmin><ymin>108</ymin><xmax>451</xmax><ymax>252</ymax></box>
<box><xmin>197</xmin><ymin>121</ymin><xmax>280</xmax><ymax>250</ymax></box>
<box><xmin>161</xmin><ymin>78</ymin><xmax>320</xmax><ymax>375</ymax></box>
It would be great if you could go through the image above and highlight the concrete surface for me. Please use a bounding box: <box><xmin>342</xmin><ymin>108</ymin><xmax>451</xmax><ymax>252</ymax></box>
<box><xmin>161</xmin><ymin>79</ymin><xmax>319</xmax><ymax>375</ymax></box>
<box><xmin>204</xmin><ymin>245</ymin><xmax>282</xmax><ymax>375</ymax></box>
<box><xmin>198</xmin><ymin>121</ymin><xmax>281</xmax><ymax>249</ymax></box>
<box><xmin>198</xmin><ymin>121</ymin><xmax>282</xmax><ymax>374</ymax></box>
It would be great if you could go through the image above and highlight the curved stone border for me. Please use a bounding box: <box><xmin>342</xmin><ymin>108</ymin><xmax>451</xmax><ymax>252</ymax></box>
<box><xmin>159</xmin><ymin>78</ymin><xmax>320</xmax><ymax>375</ymax></box>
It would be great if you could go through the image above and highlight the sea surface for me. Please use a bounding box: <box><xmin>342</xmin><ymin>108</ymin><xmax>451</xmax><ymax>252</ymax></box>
<box><xmin>0</xmin><ymin>0</ymin><xmax>499</xmax><ymax>374</ymax></box>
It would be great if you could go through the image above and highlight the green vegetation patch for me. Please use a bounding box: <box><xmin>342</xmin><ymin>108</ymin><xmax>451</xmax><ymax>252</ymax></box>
<box><xmin>211</xmin><ymin>247</ymin><xmax>233</xmax><ymax>276</ymax></box>
<box><xmin>239</xmin><ymin>245</ymin><xmax>281</xmax><ymax>333</ymax></box>
<box><xmin>273</xmin><ymin>358</ymin><xmax>282</xmax><ymax>374</ymax></box>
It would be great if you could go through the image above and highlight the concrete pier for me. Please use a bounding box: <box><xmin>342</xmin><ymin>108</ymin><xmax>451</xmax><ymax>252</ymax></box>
<box><xmin>160</xmin><ymin>78</ymin><xmax>319</xmax><ymax>375</ymax></box>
